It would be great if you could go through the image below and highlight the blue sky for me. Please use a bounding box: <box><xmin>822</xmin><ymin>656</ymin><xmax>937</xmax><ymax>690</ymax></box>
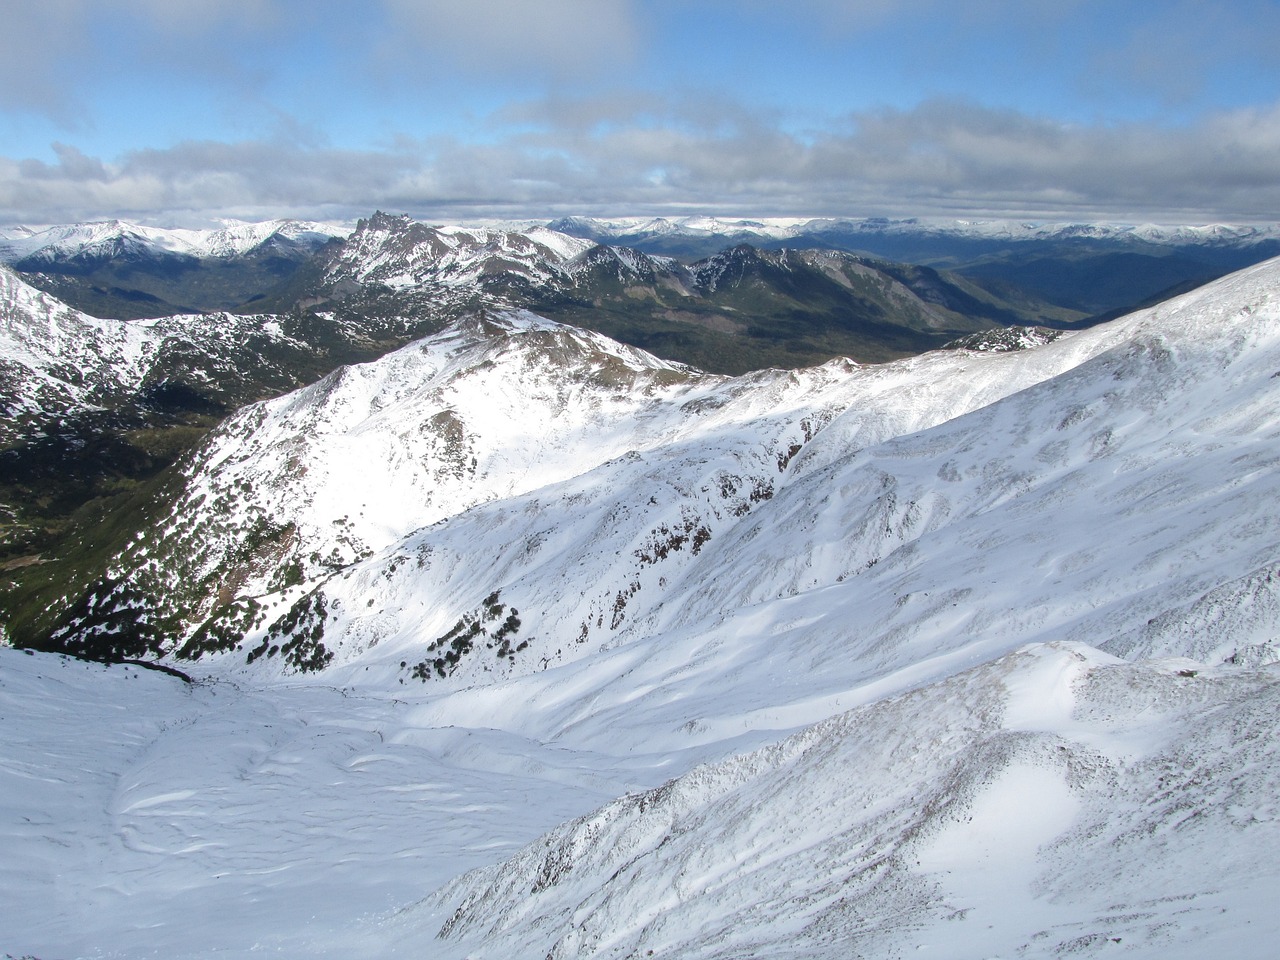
<box><xmin>2</xmin><ymin>0</ymin><xmax>1279</xmax><ymax>225</ymax></box>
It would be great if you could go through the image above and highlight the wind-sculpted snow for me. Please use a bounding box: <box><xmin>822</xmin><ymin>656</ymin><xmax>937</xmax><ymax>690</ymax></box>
<box><xmin>0</xmin><ymin>646</ymin><xmax>640</xmax><ymax>959</ymax></box>
<box><xmin>422</xmin><ymin>644</ymin><xmax>1280</xmax><ymax>960</ymax></box>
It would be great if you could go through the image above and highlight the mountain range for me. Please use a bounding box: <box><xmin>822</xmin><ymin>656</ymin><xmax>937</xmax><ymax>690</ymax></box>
<box><xmin>2</xmin><ymin>216</ymin><xmax>1280</xmax><ymax>958</ymax></box>
<box><xmin>10</xmin><ymin>211</ymin><xmax>1280</xmax><ymax>343</ymax></box>
<box><xmin>0</xmin><ymin>212</ymin><xmax>1083</xmax><ymax>573</ymax></box>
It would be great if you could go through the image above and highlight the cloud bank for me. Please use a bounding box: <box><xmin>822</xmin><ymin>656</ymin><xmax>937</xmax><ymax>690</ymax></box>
<box><xmin>4</xmin><ymin>97</ymin><xmax>1280</xmax><ymax>226</ymax></box>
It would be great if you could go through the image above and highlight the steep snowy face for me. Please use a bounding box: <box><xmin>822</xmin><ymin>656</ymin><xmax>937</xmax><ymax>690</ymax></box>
<box><xmin>52</xmin><ymin>310</ymin><xmax>712</xmax><ymax>660</ymax></box>
<box><xmin>421</xmin><ymin>643</ymin><xmax>1280</xmax><ymax>960</ymax></box>
<box><xmin>186</xmin><ymin>308</ymin><xmax>704</xmax><ymax>558</ymax></box>
<box><xmin>338</xmin><ymin>256</ymin><xmax>1278</xmax><ymax>695</ymax></box>
<box><xmin>52</xmin><ymin>294</ymin><xmax>1052</xmax><ymax>667</ymax></box>
<box><xmin>0</xmin><ymin>266</ymin><xmax>153</xmax><ymax>434</ymax></box>
<box><xmin>0</xmin><ymin>264</ymin><xmax>358</xmax><ymax>440</ymax></box>
<box><xmin>450</xmin><ymin>254</ymin><xmax>1280</xmax><ymax>756</ymax></box>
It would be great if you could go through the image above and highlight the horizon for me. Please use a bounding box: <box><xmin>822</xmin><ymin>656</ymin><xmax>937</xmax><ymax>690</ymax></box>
<box><xmin>5</xmin><ymin>210</ymin><xmax>1280</xmax><ymax>237</ymax></box>
<box><xmin>2</xmin><ymin>1</ymin><xmax>1279</xmax><ymax>226</ymax></box>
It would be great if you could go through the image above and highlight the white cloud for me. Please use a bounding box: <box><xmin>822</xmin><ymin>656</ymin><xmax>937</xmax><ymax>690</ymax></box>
<box><xmin>3</xmin><ymin>96</ymin><xmax>1280</xmax><ymax>226</ymax></box>
<box><xmin>377</xmin><ymin>0</ymin><xmax>642</xmax><ymax>80</ymax></box>
<box><xmin>0</xmin><ymin>0</ymin><xmax>292</xmax><ymax>118</ymax></box>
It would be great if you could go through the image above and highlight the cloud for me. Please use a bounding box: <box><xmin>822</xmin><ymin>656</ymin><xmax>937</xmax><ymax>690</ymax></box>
<box><xmin>377</xmin><ymin>0</ymin><xmax>642</xmax><ymax>79</ymax></box>
<box><xmin>18</xmin><ymin>143</ymin><xmax>109</xmax><ymax>181</ymax></box>
<box><xmin>1081</xmin><ymin>0</ymin><xmax>1280</xmax><ymax>108</ymax></box>
<box><xmin>3</xmin><ymin>96</ymin><xmax>1280</xmax><ymax>226</ymax></box>
<box><xmin>0</xmin><ymin>1</ymin><xmax>91</xmax><ymax>119</ymax></box>
<box><xmin>0</xmin><ymin>0</ymin><xmax>292</xmax><ymax>119</ymax></box>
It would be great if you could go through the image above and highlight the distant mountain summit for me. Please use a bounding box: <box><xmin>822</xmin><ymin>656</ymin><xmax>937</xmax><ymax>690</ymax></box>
<box><xmin>0</xmin><ymin>217</ymin><xmax>347</xmax><ymax>264</ymax></box>
<box><xmin>546</xmin><ymin>215</ymin><xmax>1280</xmax><ymax>316</ymax></box>
<box><xmin>0</xmin><ymin>218</ymin><xmax>347</xmax><ymax>319</ymax></box>
<box><xmin>302</xmin><ymin>213</ymin><xmax>1081</xmax><ymax>373</ymax></box>
<box><xmin>543</xmin><ymin>213</ymin><xmax>1280</xmax><ymax>252</ymax></box>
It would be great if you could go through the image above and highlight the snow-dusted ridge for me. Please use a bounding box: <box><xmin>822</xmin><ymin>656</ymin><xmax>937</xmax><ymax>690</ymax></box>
<box><xmin>422</xmin><ymin>643</ymin><xmax>1280</xmax><ymax>959</ymax></box>
<box><xmin>0</xmin><ymin>264</ymin><xmax>345</xmax><ymax>442</ymax></box>
<box><xmin>544</xmin><ymin>214</ymin><xmax>1280</xmax><ymax>248</ymax></box>
<box><xmin>0</xmin><ymin>217</ymin><xmax>350</xmax><ymax>264</ymax></box>
<box><xmin>8</xmin><ymin>212</ymin><xmax>1275</xmax><ymax>271</ymax></box>
<box><xmin>61</xmin><ymin>255</ymin><xmax>1280</xmax><ymax>690</ymax></box>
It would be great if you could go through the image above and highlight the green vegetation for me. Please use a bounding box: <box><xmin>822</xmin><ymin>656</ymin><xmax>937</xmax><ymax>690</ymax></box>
<box><xmin>179</xmin><ymin>597</ymin><xmax>264</xmax><ymax>659</ymax></box>
<box><xmin>525</xmin><ymin>246</ymin><xmax>1083</xmax><ymax>375</ymax></box>
<box><xmin>258</xmin><ymin>590</ymin><xmax>332</xmax><ymax>673</ymax></box>
<box><xmin>10</xmin><ymin>221</ymin><xmax>1248</xmax><ymax>667</ymax></box>
<box><xmin>0</xmin><ymin>447</ymin><xmax>189</xmax><ymax>654</ymax></box>
<box><xmin>406</xmin><ymin>589</ymin><xmax>525</xmax><ymax>681</ymax></box>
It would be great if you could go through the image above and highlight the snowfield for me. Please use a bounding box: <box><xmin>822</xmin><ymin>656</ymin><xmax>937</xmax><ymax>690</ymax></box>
<box><xmin>5</xmin><ymin>255</ymin><xmax>1280</xmax><ymax>957</ymax></box>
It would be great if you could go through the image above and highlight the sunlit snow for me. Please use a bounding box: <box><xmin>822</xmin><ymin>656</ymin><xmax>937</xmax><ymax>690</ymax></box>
<box><xmin>5</xmin><ymin>254</ymin><xmax>1280</xmax><ymax>958</ymax></box>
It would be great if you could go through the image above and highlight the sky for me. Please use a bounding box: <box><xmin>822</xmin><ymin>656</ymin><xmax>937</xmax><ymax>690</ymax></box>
<box><xmin>2</xmin><ymin>0</ymin><xmax>1279</xmax><ymax>227</ymax></box>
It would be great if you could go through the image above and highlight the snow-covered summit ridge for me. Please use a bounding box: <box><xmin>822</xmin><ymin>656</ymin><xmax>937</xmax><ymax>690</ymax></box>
<box><xmin>544</xmin><ymin>214</ymin><xmax>1280</xmax><ymax>247</ymax></box>
<box><xmin>0</xmin><ymin>217</ymin><xmax>349</xmax><ymax>263</ymax></box>
<box><xmin>99</xmin><ymin>306</ymin><xmax>718</xmax><ymax>627</ymax></box>
<box><xmin>321</xmin><ymin>212</ymin><xmax>596</xmax><ymax>291</ymax></box>
<box><xmin>424</xmin><ymin>641</ymin><xmax>1280</xmax><ymax>960</ymax></box>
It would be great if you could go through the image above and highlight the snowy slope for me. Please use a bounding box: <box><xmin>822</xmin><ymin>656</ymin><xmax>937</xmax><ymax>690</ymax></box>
<box><xmin>7</xmin><ymin>256</ymin><xmax>1280</xmax><ymax>958</ymax></box>
<box><xmin>85</xmin><ymin>256</ymin><xmax>1275</xmax><ymax>691</ymax></box>
<box><xmin>0</xmin><ymin>264</ymin><xmax>335</xmax><ymax>440</ymax></box>
<box><xmin>69</xmin><ymin>295</ymin><xmax>1102</xmax><ymax>667</ymax></box>
<box><xmin>5</xmin><ymin>642</ymin><xmax>1277</xmax><ymax>959</ymax></box>
<box><xmin>422</xmin><ymin>644</ymin><xmax>1280</xmax><ymax>960</ymax></box>
<box><xmin>368</xmin><ymin>256</ymin><xmax>1280</xmax><ymax>757</ymax></box>
<box><xmin>0</xmin><ymin>265</ymin><xmax>153</xmax><ymax>431</ymax></box>
<box><xmin>0</xmin><ymin>646</ymin><xmax>638</xmax><ymax>960</ymax></box>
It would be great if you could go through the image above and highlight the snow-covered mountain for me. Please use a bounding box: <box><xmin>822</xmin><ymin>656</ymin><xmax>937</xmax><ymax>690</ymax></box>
<box><xmin>0</xmin><ymin>217</ymin><xmax>348</xmax><ymax>264</ymax></box>
<box><xmin>310</xmin><ymin>213</ymin><xmax>1071</xmax><ymax>374</ymax></box>
<box><xmin>6</xmin><ymin>253</ymin><xmax>1280</xmax><ymax>958</ymax></box>
<box><xmin>547</xmin><ymin>214</ymin><xmax>1280</xmax><ymax>251</ymax></box>
<box><xmin>323</xmin><ymin>213</ymin><xmax>592</xmax><ymax>292</ymax></box>
<box><xmin>547</xmin><ymin>215</ymin><xmax>1280</xmax><ymax>319</ymax></box>
<box><xmin>426</xmin><ymin>643</ymin><xmax>1280</xmax><ymax>960</ymax></box>
<box><xmin>38</xmin><ymin>298</ymin><xmax>1082</xmax><ymax>666</ymax></box>
<box><xmin>0</xmin><ymin>263</ymin><xmax>363</xmax><ymax>440</ymax></box>
<box><xmin>0</xmin><ymin>265</ymin><xmax>154</xmax><ymax>431</ymax></box>
<box><xmin>0</xmin><ymin>218</ymin><xmax>349</xmax><ymax>321</ymax></box>
<box><xmin>50</xmin><ymin>253</ymin><xmax>1280</xmax><ymax>684</ymax></box>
